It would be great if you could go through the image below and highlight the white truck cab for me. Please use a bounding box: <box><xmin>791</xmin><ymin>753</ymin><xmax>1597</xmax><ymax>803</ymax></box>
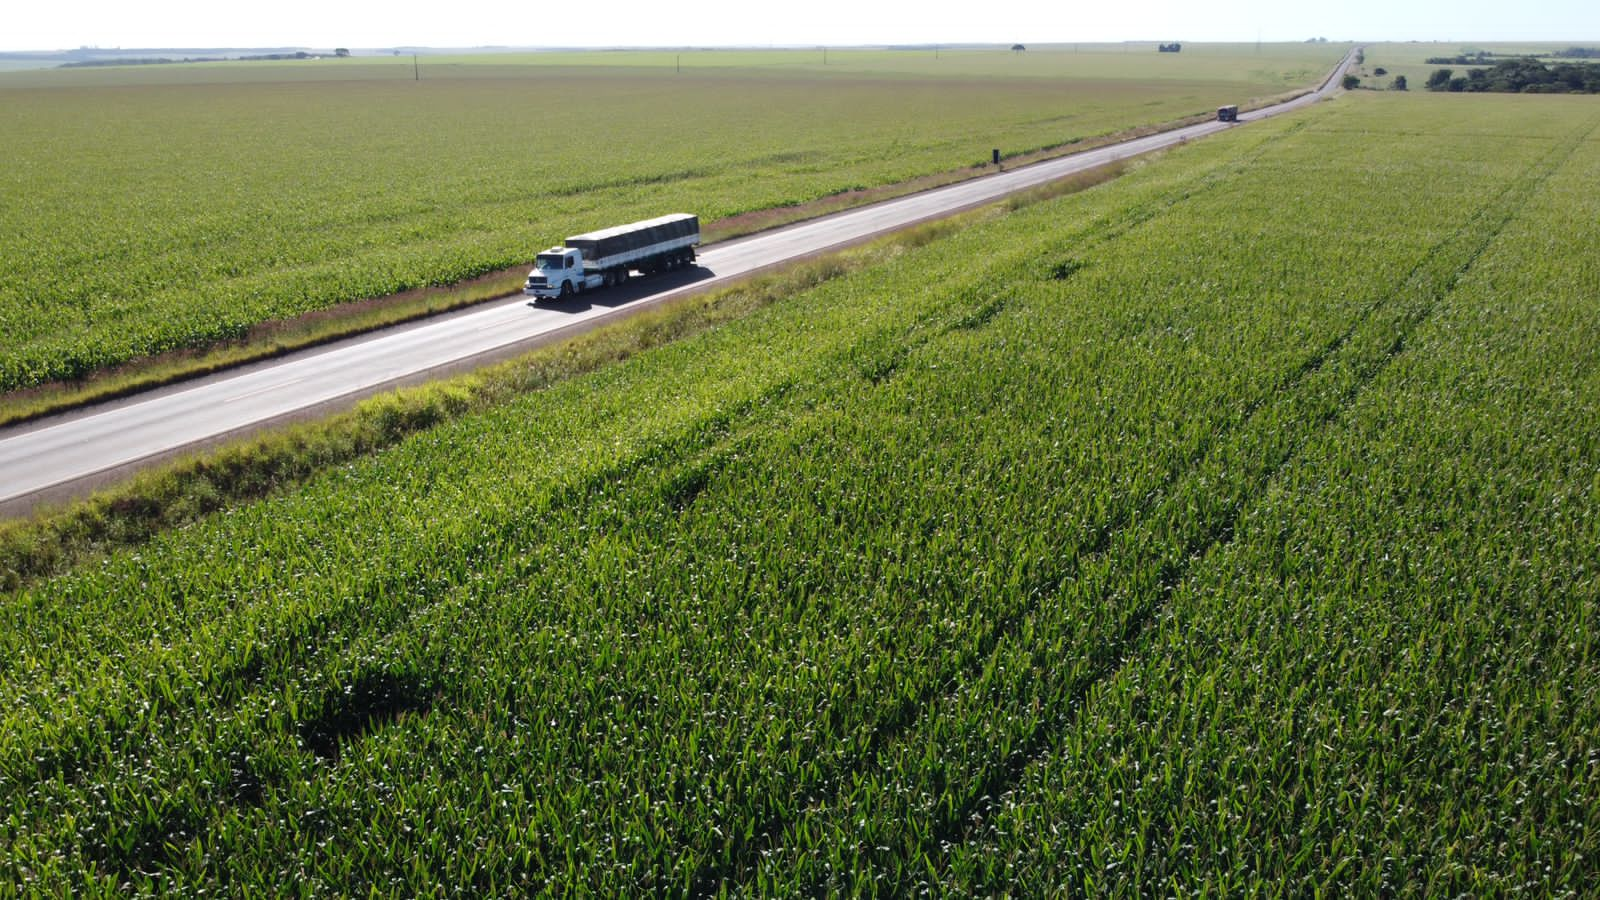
<box><xmin>525</xmin><ymin>248</ymin><xmax>603</xmax><ymax>298</ymax></box>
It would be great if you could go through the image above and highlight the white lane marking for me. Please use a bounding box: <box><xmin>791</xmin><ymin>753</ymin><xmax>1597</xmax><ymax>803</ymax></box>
<box><xmin>225</xmin><ymin>376</ymin><xmax>309</xmax><ymax>404</ymax></box>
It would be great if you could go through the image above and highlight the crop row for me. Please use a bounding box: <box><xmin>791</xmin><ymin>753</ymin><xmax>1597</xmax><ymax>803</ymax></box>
<box><xmin>2</xmin><ymin>94</ymin><xmax>1596</xmax><ymax>893</ymax></box>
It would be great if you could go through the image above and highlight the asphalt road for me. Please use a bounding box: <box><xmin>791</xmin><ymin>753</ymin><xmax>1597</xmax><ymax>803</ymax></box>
<box><xmin>0</xmin><ymin>50</ymin><xmax>1355</xmax><ymax>516</ymax></box>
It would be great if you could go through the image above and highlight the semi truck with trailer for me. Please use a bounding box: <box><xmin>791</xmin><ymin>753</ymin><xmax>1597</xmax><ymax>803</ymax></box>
<box><xmin>524</xmin><ymin>213</ymin><xmax>700</xmax><ymax>300</ymax></box>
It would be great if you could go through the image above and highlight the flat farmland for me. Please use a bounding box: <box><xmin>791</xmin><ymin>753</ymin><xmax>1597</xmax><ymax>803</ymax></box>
<box><xmin>0</xmin><ymin>44</ymin><xmax>1345</xmax><ymax>392</ymax></box>
<box><xmin>3</xmin><ymin>91</ymin><xmax>1596</xmax><ymax>893</ymax></box>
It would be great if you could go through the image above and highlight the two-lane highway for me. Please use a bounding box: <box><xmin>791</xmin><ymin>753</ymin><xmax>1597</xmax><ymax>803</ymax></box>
<box><xmin>0</xmin><ymin>50</ymin><xmax>1355</xmax><ymax>515</ymax></box>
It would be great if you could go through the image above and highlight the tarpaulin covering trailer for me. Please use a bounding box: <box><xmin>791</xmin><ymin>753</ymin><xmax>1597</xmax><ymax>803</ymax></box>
<box><xmin>566</xmin><ymin>214</ymin><xmax>699</xmax><ymax>268</ymax></box>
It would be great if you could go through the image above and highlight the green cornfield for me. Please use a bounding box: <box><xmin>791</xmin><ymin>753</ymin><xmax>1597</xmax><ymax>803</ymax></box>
<box><xmin>2</xmin><ymin>90</ymin><xmax>1597</xmax><ymax>894</ymax></box>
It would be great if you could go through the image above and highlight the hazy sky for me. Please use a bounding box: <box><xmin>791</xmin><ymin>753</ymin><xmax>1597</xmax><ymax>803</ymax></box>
<box><xmin>7</xmin><ymin>0</ymin><xmax>1599</xmax><ymax>51</ymax></box>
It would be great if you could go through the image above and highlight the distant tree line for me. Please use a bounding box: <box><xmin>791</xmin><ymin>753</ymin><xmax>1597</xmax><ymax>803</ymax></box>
<box><xmin>61</xmin><ymin>57</ymin><xmax>225</xmax><ymax>67</ymax></box>
<box><xmin>1427</xmin><ymin>58</ymin><xmax>1600</xmax><ymax>94</ymax></box>
<box><xmin>1429</xmin><ymin>47</ymin><xmax>1600</xmax><ymax>64</ymax></box>
<box><xmin>239</xmin><ymin>51</ymin><xmax>316</xmax><ymax>61</ymax></box>
<box><xmin>60</xmin><ymin>50</ymin><xmax>346</xmax><ymax>70</ymax></box>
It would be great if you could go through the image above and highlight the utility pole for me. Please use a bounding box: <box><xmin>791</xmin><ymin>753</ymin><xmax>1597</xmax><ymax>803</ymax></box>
<box><xmin>413</xmin><ymin>53</ymin><xmax>419</xmax><ymax>81</ymax></box>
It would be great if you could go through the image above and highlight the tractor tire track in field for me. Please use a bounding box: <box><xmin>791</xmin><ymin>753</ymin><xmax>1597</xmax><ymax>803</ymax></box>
<box><xmin>698</xmin><ymin>114</ymin><xmax>1592</xmax><ymax>896</ymax></box>
<box><xmin>893</xmin><ymin>116</ymin><xmax>1600</xmax><ymax>891</ymax></box>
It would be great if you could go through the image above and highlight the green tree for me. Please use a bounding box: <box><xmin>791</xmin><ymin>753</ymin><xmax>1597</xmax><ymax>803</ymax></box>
<box><xmin>1342</xmin><ymin>74</ymin><xmax>1361</xmax><ymax>90</ymax></box>
<box><xmin>1391</xmin><ymin>74</ymin><xmax>1408</xmax><ymax>91</ymax></box>
<box><xmin>1426</xmin><ymin>68</ymin><xmax>1453</xmax><ymax>91</ymax></box>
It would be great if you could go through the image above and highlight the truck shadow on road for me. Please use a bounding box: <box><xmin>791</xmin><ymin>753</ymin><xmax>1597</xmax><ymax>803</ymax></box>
<box><xmin>525</xmin><ymin>265</ymin><xmax>716</xmax><ymax>314</ymax></box>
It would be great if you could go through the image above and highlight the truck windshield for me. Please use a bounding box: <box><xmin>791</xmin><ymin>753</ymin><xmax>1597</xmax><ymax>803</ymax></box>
<box><xmin>536</xmin><ymin>253</ymin><xmax>566</xmax><ymax>269</ymax></box>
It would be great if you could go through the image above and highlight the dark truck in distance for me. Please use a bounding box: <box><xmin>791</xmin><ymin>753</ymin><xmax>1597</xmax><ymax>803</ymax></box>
<box><xmin>525</xmin><ymin>213</ymin><xmax>700</xmax><ymax>300</ymax></box>
<box><xmin>1217</xmin><ymin>105</ymin><xmax>1239</xmax><ymax>122</ymax></box>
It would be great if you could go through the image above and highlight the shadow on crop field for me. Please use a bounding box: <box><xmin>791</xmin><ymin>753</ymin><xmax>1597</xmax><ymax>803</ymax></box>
<box><xmin>297</xmin><ymin>670</ymin><xmax>435</xmax><ymax>761</ymax></box>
